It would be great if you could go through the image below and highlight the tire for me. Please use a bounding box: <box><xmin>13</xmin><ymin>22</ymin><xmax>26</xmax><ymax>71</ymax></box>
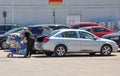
<box><xmin>54</xmin><ymin>45</ymin><xmax>67</xmax><ymax>57</ymax></box>
<box><xmin>0</xmin><ymin>47</ymin><xmax>2</xmax><ymax>50</ymax></box>
<box><xmin>100</xmin><ymin>45</ymin><xmax>112</xmax><ymax>56</ymax></box>
<box><xmin>45</xmin><ymin>52</ymin><xmax>53</xmax><ymax>56</ymax></box>
<box><xmin>2</xmin><ymin>41</ymin><xmax>9</xmax><ymax>49</ymax></box>
<box><xmin>89</xmin><ymin>53</ymin><xmax>95</xmax><ymax>56</ymax></box>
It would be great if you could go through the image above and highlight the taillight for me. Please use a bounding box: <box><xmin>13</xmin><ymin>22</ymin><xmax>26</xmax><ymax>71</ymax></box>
<box><xmin>43</xmin><ymin>38</ymin><xmax>49</xmax><ymax>42</ymax></box>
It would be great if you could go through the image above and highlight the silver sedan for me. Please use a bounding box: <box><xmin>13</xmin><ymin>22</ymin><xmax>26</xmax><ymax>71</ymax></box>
<box><xmin>35</xmin><ymin>29</ymin><xmax>118</xmax><ymax>56</ymax></box>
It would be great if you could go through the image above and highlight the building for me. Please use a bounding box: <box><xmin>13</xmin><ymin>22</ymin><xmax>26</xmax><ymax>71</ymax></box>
<box><xmin>0</xmin><ymin>0</ymin><xmax>120</xmax><ymax>26</ymax></box>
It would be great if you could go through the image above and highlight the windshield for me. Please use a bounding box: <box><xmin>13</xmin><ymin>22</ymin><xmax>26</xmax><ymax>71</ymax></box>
<box><xmin>16</xmin><ymin>30</ymin><xmax>24</xmax><ymax>33</ymax></box>
<box><xmin>4</xmin><ymin>28</ymin><xmax>22</xmax><ymax>35</ymax></box>
<box><xmin>79</xmin><ymin>24</ymin><xmax>94</xmax><ymax>27</ymax></box>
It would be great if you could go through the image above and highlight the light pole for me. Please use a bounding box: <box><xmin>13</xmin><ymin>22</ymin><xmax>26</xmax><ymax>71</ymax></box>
<box><xmin>65</xmin><ymin>0</ymin><xmax>68</xmax><ymax>24</ymax></box>
<box><xmin>52</xmin><ymin>8</ymin><xmax>56</xmax><ymax>24</ymax></box>
<box><xmin>12</xmin><ymin>0</ymin><xmax>14</xmax><ymax>24</ymax></box>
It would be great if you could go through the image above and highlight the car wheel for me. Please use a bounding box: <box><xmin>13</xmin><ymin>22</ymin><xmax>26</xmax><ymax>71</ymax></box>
<box><xmin>54</xmin><ymin>45</ymin><xmax>67</xmax><ymax>57</ymax></box>
<box><xmin>2</xmin><ymin>41</ymin><xmax>9</xmax><ymax>49</ymax></box>
<box><xmin>45</xmin><ymin>52</ymin><xmax>53</xmax><ymax>56</ymax></box>
<box><xmin>100</xmin><ymin>45</ymin><xmax>112</xmax><ymax>56</ymax></box>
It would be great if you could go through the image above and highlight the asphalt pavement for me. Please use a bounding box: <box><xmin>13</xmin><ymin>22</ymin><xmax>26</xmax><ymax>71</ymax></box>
<box><xmin>0</xmin><ymin>50</ymin><xmax>120</xmax><ymax>76</ymax></box>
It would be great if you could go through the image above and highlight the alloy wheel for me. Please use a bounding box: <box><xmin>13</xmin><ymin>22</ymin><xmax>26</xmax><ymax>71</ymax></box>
<box><xmin>101</xmin><ymin>45</ymin><xmax>112</xmax><ymax>56</ymax></box>
<box><xmin>2</xmin><ymin>41</ymin><xmax>9</xmax><ymax>49</ymax></box>
<box><xmin>54</xmin><ymin>45</ymin><xmax>66</xmax><ymax>56</ymax></box>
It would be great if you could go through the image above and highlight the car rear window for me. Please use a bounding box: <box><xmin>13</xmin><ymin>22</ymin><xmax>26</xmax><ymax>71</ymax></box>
<box><xmin>50</xmin><ymin>30</ymin><xmax>60</xmax><ymax>36</ymax></box>
<box><xmin>74</xmin><ymin>24</ymin><xmax>94</xmax><ymax>29</ymax></box>
<box><xmin>30</xmin><ymin>27</ymin><xmax>43</xmax><ymax>35</ymax></box>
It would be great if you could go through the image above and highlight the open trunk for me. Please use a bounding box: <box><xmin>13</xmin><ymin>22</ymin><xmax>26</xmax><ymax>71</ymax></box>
<box><xmin>36</xmin><ymin>35</ymin><xmax>47</xmax><ymax>42</ymax></box>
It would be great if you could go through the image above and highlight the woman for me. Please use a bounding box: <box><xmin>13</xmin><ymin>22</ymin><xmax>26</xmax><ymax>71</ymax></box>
<box><xmin>23</xmin><ymin>27</ymin><xmax>35</xmax><ymax>58</ymax></box>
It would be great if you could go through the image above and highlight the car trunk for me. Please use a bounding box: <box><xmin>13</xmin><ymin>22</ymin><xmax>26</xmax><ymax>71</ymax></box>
<box><xmin>36</xmin><ymin>35</ymin><xmax>48</xmax><ymax>42</ymax></box>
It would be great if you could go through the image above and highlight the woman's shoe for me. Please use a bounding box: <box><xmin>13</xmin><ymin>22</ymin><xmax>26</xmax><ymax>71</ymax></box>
<box><xmin>24</xmin><ymin>55</ymin><xmax>28</xmax><ymax>58</ymax></box>
<box><xmin>28</xmin><ymin>55</ymin><xmax>31</xmax><ymax>58</ymax></box>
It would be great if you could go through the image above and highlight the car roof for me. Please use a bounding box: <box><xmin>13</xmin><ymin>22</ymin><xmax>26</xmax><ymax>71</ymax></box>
<box><xmin>29</xmin><ymin>24</ymin><xmax>69</xmax><ymax>27</ymax></box>
<box><xmin>71</xmin><ymin>22</ymin><xmax>98</xmax><ymax>26</ymax></box>
<box><xmin>0</xmin><ymin>24</ymin><xmax>18</xmax><ymax>26</ymax></box>
<box><xmin>53</xmin><ymin>29</ymin><xmax>97</xmax><ymax>37</ymax></box>
<box><xmin>57</xmin><ymin>29</ymin><xmax>88</xmax><ymax>32</ymax></box>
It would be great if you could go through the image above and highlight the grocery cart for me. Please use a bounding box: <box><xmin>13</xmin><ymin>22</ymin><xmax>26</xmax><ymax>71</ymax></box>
<box><xmin>7</xmin><ymin>36</ymin><xmax>27</xmax><ymax>58</ymax></box>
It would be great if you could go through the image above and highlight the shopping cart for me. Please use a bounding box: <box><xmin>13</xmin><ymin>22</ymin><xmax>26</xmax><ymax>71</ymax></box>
<box><xmin>7</xmin><ymin>36</ymin><xmax>27</xmax><ymax>58</ymax></box>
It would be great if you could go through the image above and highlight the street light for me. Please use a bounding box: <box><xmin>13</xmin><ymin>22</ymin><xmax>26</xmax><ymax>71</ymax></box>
<box><xmin>3</xmin><ymin>11</ymin><xmax>7</xmax><ymax>24</ymax></box>
<box><xmin>52</xmin><ymin>8</ymin><xmax>56</xmax><ymax>24</ymax></box>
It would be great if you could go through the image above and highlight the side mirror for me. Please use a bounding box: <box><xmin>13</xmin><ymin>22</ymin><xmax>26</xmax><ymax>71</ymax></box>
<box><xmin>94</xmin><ymin>37</ymin><xmax>98</xmax><ymax>40</ymax></box>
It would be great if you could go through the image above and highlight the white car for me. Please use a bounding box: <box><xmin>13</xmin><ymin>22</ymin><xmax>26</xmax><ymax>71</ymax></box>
<box><xmin>35</xmin><ymin>29</ymin><xmax>118</xmax><ymax>56</ymax></box>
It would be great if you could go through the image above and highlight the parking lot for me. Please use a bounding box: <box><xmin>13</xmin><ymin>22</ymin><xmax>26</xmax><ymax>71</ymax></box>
<box><xmin>0</xmin><ymin>50</ymin><xmax>120</xmax><ymax>76</ymax></box>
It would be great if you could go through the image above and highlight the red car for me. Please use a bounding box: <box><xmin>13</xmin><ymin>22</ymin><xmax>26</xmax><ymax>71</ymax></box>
<box><xmin>79</xmin><ymin>26</ymin><xmax>117</xmax><ymax>38</ymax></box>
<box><xmin>71</xmin><ymin>22</ymin><xmax>98</xmax><ymax>29</ymax></box>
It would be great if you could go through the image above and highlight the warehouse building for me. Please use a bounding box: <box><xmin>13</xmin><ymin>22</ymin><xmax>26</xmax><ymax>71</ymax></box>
<box><xmin>0</xmin><ymin>0</ymin><xmax>120</xmax><ymax>26</ymax></box>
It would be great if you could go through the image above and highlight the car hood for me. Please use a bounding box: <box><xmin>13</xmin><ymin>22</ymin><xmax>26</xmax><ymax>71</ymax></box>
<box><xmin>98</xmin><ymin>38</ymin><xmax>115</xmax><ymax>43</ymax></box>
<box><xmin>102</xmin><ymin>32</ymin><xmax>120</xmax><ymax>38</ymax></box>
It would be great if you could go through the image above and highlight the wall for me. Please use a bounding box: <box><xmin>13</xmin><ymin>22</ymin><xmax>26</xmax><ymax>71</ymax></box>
<box><xmin>0</xmin><ymin>0</ymin><xmax>119</xmax><ymax>26</ymax></box>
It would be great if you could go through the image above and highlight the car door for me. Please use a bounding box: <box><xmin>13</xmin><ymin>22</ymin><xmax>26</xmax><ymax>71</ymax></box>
<box><xmin>61</xmin><ymin>31</ymin><xmax>80</xmax><ymax>52</ymax></box>
<box><xmin>78</xmin><ymin>31</ymin><xmax>99</xmax><ymax>51</ymax></box>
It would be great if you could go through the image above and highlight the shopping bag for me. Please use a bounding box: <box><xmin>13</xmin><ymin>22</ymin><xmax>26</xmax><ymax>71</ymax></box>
<box><xmin>18</xmin><ymin>48</ymin><xmax>27</xmax><ymax>55</ymax></box>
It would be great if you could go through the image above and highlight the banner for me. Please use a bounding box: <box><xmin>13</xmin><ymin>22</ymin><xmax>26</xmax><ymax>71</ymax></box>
<box><xmin>49</xmin><ymin>0</ymin><xmax>63</xmax><ymax>5</ymax></box>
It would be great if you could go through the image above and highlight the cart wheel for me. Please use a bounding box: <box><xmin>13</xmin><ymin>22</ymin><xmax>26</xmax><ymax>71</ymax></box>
<box><xmin>7</xmin><ymin>53</ymin><xmax>13</xmax><ymax>58</ymax></box>
<box><xmin>7</xmin><ymin>54</ymin><xmax>10</xmax><ymax>58</ymax></box>
<box><xmin>10</xmin><ymin>53</ymin><xmax>13</xmax><ymax>57</ymax></box>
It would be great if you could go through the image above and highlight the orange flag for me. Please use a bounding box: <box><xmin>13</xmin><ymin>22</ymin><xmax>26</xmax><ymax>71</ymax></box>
<box><xmin>49</xmin><ymin>0</ymin><xmax>63</xmax><ymax>5</ymax></box>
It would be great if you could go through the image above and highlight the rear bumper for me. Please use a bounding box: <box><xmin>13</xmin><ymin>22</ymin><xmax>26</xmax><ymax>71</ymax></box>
<box><xmin>34</xmin><ymin>42</ymin><xmax>54</xmax><ymax>52</ymax></box>
<box><xmin>34</xmin><ymin>42</ymin><xmax>44</xmax><ymax>51</ymax></box>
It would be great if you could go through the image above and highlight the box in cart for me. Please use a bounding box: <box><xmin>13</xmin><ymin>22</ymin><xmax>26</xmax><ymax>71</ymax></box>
<box><xmin>10</xmin><ymin>48</ymin><xmax>16</xmax><ymax>53</ymax></box>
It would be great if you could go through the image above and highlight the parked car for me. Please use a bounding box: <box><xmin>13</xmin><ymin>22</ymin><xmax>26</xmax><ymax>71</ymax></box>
<box><xmin>71</xmin><ymin>22</ymin><xmax>98</xmax><ymax>29</ymax></box>
<box><xmin>29</xmin><ymin>24</ymin><xmax>70</xmax><ymax>30</ymax></box>
<box><xmin>0</xmin><ymin>24</ymin><xmax>19</xmax><ymax>34</ymax></box>
<box><xmin>102</xmin><ymin>31</ymin><xmax>120</xmax><ymax>47</ymax></box>
<box><xmin>79</xmin><ymin>26</ymin><xmax>117</xmax><ymax>38</ymax></box>
<box><xmin>35</xmin><ymin>29</ymin><xmax>118</xmax><ymax>56</ymax></box>
<box><xmin>6</xmin><ymin>24</ymin><xmax>70</xmax><ymax>45</ymax></box>
<box><xmin>0</xmin><ymin>27</ymin><xmax>23</xmax><ymax>49</ymax></box>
